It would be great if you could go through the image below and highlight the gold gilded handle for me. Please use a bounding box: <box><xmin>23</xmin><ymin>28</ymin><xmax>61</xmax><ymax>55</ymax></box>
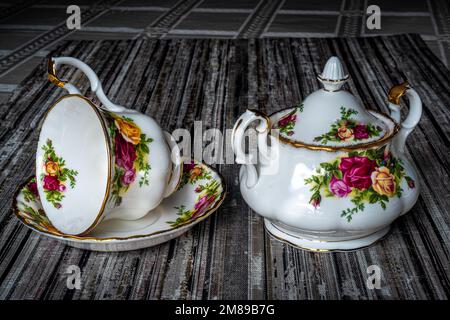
<box><xmin>47</xmin><ymin>58</ymin><xmax>66</xmax><ymax>88</ymax></box>
<box><xmin>387</xmin><ymin>82</ymin><xmax>422</xmax><ymax>153</ymax></box>
<box><xmin>388</xmin><ymin>82</ymin><xmax>409</xmax><ymax>105</ymax></box>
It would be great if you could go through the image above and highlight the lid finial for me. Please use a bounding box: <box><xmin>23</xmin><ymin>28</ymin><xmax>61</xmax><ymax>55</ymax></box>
<box><xmin>318</xmin><ymin>56</ymin><xmax>348</xmax><ymax>91</ymax></box>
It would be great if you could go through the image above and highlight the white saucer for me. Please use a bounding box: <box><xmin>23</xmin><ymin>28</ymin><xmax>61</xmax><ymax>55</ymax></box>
<box><xmin>13</xmin><ymin>161</ymin><xmax>226</xmax><ymax>252</ymax></box>
<box><xmin>264</xmin><ymin>219</ymin><xmax>390</xmax><ymax>252</ymax></box>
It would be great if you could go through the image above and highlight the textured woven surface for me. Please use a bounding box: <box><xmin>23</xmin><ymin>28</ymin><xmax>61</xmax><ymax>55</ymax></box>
<box><xmin>1</xmin><ymin>0</ymin><xmax>450</xmax><ymax>103</ymax></box>
<box><xmin>0</xmin><ymin>35</ymin><xmax>449</xmax><ymax>299</ymax></box>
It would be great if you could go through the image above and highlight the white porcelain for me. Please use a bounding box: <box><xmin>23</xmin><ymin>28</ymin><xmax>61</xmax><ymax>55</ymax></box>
<box><xmin>264</xmin><ymin>219</ymin><xmax>390</xmax><ymax>252</ymax></box>
<box><xmin>14</xmin><ymin>161</ymin><xmax>225</xmax><ymax>252</ymax></box>
<box><xmin>36</xmin><ymin>57</ymin><xmax>182</xmax><ymax>235</ymax></box>
<box><xmin>272</xmin><ymin>57</ymin><xmax>388</xmax><ymax>147</ymax></box>
<box><xmin>318</xmin><ymin>56</ymin><xmax>349</xmax><ymax>91</ymax></box>
<box><xmin>232</xmin><ymin>56</ymin><xmax>422</xmax><ymax>251</ymax></box>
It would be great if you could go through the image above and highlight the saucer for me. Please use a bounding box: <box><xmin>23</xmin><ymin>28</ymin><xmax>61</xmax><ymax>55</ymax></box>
<box><xmin>13</xmin><ymin>161</ymin><xmax>226</xmax><ymax>252</ymax></box>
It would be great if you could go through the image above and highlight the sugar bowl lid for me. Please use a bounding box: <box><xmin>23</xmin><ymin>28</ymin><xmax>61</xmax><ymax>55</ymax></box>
<box><xmin>273</xmin><ymin>56</ymin><xmax>395</xmax><ymax>148</ymax></box>
<box><xmin>36</xmin><ymin>95</ymin><xmax>110</xmax><ymax>235</ymax></box>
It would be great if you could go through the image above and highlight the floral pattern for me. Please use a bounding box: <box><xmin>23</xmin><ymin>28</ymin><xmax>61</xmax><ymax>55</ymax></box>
<box><xmin>23</xmin><ymin>178</ymin><xmax>39</xmax><ymax>202</ymax></box>
<box><xmin>167</xmin><ymin>163</ymin><xmax>222</xmax><ymax>227</ymax></box>
<box><xmin>314</xmin><ymin>107</ymin><xmax>381</xmax><ymax>144</ymax></box>
<box><xmin>106</xmin><ymin>113</ymin><xmax>153</xmax><ymax>206</ymax></box>
<box><xmin>17</xmin><ymin>178</ymin><xmax>59</xmax><ymax>234</ymax></box>
<box><xmin>18</xmin><ymin>205</ymin><xmax>59</xmax><ymax>234</ymax></box>
<box><xmin>180</xmin><ymin>162</ymin><xmax>212</xmax><ymax>187</ymax></box>
<box><xmin>40</xmin><ymin>139</ymin><xmax>78</xmax><ymax>209</ymax></box>
<box><xmin>275</xmin><ymin>104</ymin><xmax>303</xmax><ymax>136</ymax></box>
<box><xmin>15</xmin><ymin>165</ymin><xmax>224</xmax><ymax>239</ymax></box>
<box><xmin>304</xmin><ymin>147</ymin><xmax>415</xmax><ymax>222</ymax></box>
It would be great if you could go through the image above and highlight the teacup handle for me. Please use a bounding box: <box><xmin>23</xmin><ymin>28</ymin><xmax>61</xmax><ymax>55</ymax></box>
<box><xmin>48</xmin><ymin>57</ymin><xmax>126</xmax><ymax>113</ymax></box>
<box><xmin>163</xmin><ymin>131</ymin><xmax>183</xmax><ymax>198</ymax></box>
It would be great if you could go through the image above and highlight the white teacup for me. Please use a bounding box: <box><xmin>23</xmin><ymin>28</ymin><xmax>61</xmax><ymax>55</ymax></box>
<box><xmin>36</xmin><ymin>57</ymin><xmax>182</xmax><ymax>235</ymax></box>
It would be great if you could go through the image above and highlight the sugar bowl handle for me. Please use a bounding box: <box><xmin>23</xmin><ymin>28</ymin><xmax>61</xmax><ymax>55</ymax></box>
<box><xmin>231</xmin><ymin>109</ymin><xmax>270</xmax><ymax>188</ymax></box>
<box><xmin>48</xmin><ymin>57</ymin><xmax>126</xmax><ymax>113</ymax></box>
<box><xmin>387</xmin><ymin>82</ymin><xmax>422</xmax><ymax>153</ymax></box>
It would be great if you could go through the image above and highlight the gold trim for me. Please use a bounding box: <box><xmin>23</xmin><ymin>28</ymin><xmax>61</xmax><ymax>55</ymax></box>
<box><xmin>317</xmin><ymin>74</ymin><xmax>349</xmax><ymax>83</ymax></box>
<box><xmin>165</xmin><ymin>157</ymin><xmax>184</xmax><ymax>199</ymax></box>
<box><xmin>234</xmin><ymin>118</ymin><xmax>243</xmax><ymax>131</ymax></box>
<box><xmin>47</xmin><ymin>59</ymin><xmax>66</xmax><ymax>88</ymax></box>
<box><xmin>13</xmin><ymin>162</ymin><xmax>226</xmax><ymax>242</ymax></box>
<box><xmin>163</xmin><ymin>136</ymin><xmax>180</xmax><ymax>198</ymax></box>
<box><xmin>264</xmin><ymin>222</ymin><xmax>390</xmax><ymax>253</ymax></box>
<box><xmin>39</xmin><ymin>94</ymin><xmax>112</xmax><ymax>236</ymax></box>
<box><xmin>323</xmin><ymin>87</ymin><xmax>342</xmax><ymax>93</ymax></box>
<box><xmin>248</xmin><ymin>108</ymin><xmax>271</xmax><ymax>132</ymax></box>
<box><xmin>388</xmin><ymin>82</ymin><xmax>409</xmax><ymax>105</ymax></box>
<box><xmin>269</xmin><ymin>107</ymin><xmax>401</xmax><ymax>152</ymax></box>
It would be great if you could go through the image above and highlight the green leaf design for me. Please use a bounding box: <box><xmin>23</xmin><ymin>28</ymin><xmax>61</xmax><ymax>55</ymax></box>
<box><xmin>304</xmin><ymin>146</ymin><xmax>413</xmax><ymax>223</ymax></box>
<box><xmin>167</xmin><ymin>166</ymin><xmax>222</xmax><ymax>227</ymax></box>
<box><xmin>340</xmin><ymin>106</ymin><xmax>358</xmax><ymax>120</ymax></box>
<box><xmin>275</xmin><ymin>106</ymin><xmax>302</xmax><ymax>136</ymax></box>
<box><xmin>41</xmin><ymin>139</ymin><xmax>78</xmax><ymax>209</ymax></box>
<box><xmin>313</xmin><ymin>106</ymin><xmax>381</xmax><ymax>144</ymax></box>
<box><xmin>107</xmin><ymin>113</ymin><xmax>153</xmax><ymax>206</ymax></box>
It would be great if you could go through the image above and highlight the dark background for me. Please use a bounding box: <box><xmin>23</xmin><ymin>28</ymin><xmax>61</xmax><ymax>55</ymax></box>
<box><xmin>0</xmin><ymin>0</ymin><xmax>449</xmax><ymax>104</ymax></box>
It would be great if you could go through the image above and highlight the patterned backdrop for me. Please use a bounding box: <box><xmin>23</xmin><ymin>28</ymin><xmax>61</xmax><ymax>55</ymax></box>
<box><xmin>0</xmin><ymin>35</ymin><xmax>448</xmax><ymax>299</ymax></box>
<box><xmin>0</xmin><ymin>0</ymin><xmax>449</xmax><ymax>300</ymax></box>
<box><xmin>0</xmin><ymin>0</ymin><xmax>449</xmax><ymax>102</ymax></box>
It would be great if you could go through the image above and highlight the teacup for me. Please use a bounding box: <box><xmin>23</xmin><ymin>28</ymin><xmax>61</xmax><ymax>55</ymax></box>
<box><xmin>36</xmin><ymin>57</ymin><xmax>182</xmax><ymax>235</ymax></box>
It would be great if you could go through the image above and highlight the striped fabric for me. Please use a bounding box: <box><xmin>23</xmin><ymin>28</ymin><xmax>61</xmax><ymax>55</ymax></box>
<box><xmin>0</xmin><ymin>34</ymin><xmax>448</xmax><ymax>299</ymax></box>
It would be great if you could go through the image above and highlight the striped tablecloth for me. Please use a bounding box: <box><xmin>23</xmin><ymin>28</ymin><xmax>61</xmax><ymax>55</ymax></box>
<box><xmin>0</xmin><ymin>34</ymin><xmax>448</xmax><ymax>299</ymax></box>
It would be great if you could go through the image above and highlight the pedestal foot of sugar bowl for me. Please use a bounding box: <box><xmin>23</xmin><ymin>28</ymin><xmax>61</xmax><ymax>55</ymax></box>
<box><xmin>264</xmin><ymin>219</ymin><xmax>391</xmax><ymax>252</ymax></box>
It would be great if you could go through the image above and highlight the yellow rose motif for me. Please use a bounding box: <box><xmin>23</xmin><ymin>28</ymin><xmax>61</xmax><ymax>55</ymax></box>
<box><xmin>371</xmin><ymin>167</ymin><xmax>396</xmax><ymax>196</ymax></box>
<box><xmin>189</xmin><ymin>167</ymin><xmax>203</xmax><ymax>182</ymax></box>
<box><xmin>45</xmin><ymin>161</ymin><xmax>59</xmax><ymax>176</ymax></box>
<box><xmin>114</xmin><ymin>118</ymin><xmax>141</xmax><ymax>145</ymax></box>
<box><xmin>337</xmin><ymin>126</ymin><xmax>353</xmax><ymax>141</ymax></box>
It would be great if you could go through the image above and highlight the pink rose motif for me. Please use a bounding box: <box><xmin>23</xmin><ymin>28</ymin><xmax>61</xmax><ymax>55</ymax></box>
<box><xmin>183</xmin><ymin>162</ymin><xmax>196</xmax><ymax>173</ymax></box>
<box><xmin>43</xmin><ymin>175</ymin><xmax>60</xmax><ymax>191</ymax></box>
<box><xmin>278</xmin><ymin>114</ymin><xmax>296</xmax><ymax>127</ymax></box>
<box><xmin>192</xmin><ymin>195</ymin><xmax>215</xmax><ymax>219</ymax></box>
<box><xmin>309</xmin><ymin>194</ymin><xmax>322</xmax><ymax>209</ymax></box>
<box><xmin>58</xmin><ymin>184</ymin><xmax>66</xmax><ymax>192</ymax></box>
<box><xmin>383</xmin><ymin>151</ymin><xmax>391</xmax><ymax>163</ymax></box>
<box><xmin>27</xmin><ymin>181</ymin><xmax>39</xmax><ymax>197</ymax></box>
<box><xmin>353</xmin><ymin>124</ymin><xmax>369</xmax><ymax>139</ymax></box>
<box><xmin>115</xmin><ymin>133</ymin><xmax>136</xmax><ymax>170</ymax></box>
<box><xmin>329</xmin><ymin>176</ymin><xmax>351</xmax><ymax>197</ymax></box>
<box><xmin>310</xmin><ymin>196</ymin><xmax>321</xmax><ymax>209</ymax></box>
<box><xmin>339</xmin><ymin>156</ymin><xmax>375</xmax><ymax>190</ymax></box>
<box><xmin>194</xmin><ymin>195</ymin><xmax>208</xmax><ymax>211</ymax></box>
<box><xmin>121</xmin><ymin>168</ymin><xmax>136</xmax><ymax>185</ymax></box>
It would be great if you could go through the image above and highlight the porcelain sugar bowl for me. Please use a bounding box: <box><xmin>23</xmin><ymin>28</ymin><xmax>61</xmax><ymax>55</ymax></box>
<box><xmin>36</xmin><ymin>57</ymin><xmax>182</xmax><ymax>235</ymax></box>
<box><xmin>232</xmin><ymin>56</ymin><xmax>422</xmax><ymax>251</ymax></box>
